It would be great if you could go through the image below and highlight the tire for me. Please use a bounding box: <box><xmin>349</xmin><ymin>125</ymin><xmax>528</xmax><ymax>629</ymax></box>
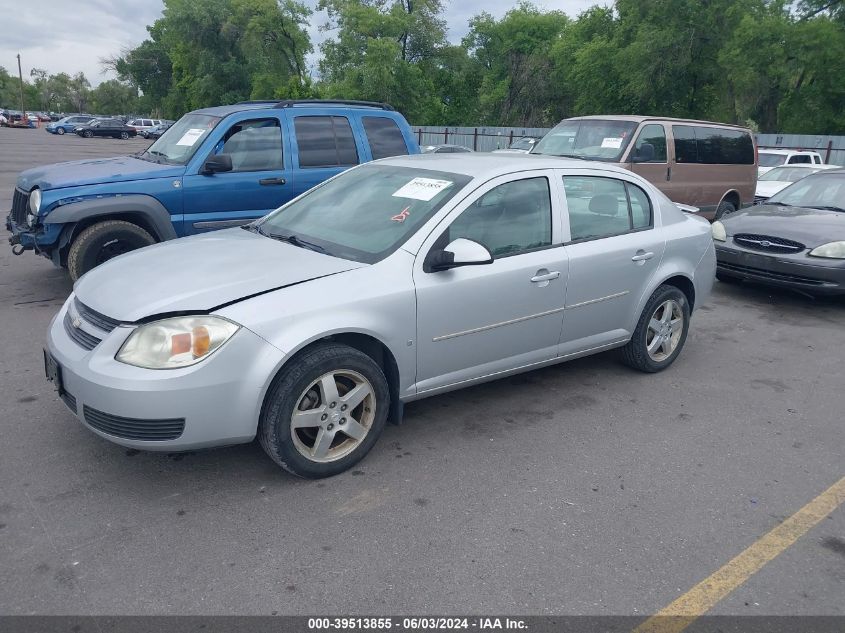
<box><xmin>82</xmin><ymin>130</ymin><xmax>93</xmax><ymax>138</ymax></box>
<box><xmin>56</xmin><ymin>127</ymin><xmax>65</xmax><ymax>135</ymax></box>
<box><xmin>715</xmin><ymin>199</ymin><xmax>736</xmax><ymax>220</ymax></box>
<box><xmin>67</xmin><ymin>220</ymin><xmax>155</xmax><ymax>281</ymax></box>
<box><xmin>259</xmin><ymin>343</ymin><xmax>390</xmax><ymax>479</ymax></box>
<box><xmin>120</xmin><ymin>132</ymin><xmax>129</xmax><ymax>140</ymax></box>
<box><xmin>620</xmin><ymin>284</ymin><xmax>691</xmax><ymax>373</ymax></box>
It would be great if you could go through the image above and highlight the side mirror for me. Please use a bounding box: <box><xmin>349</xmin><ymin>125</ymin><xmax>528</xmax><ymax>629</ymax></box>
<box><xmin>632</xmin><ymin>142</ymin><xmax>655</xmax><ymax>163</ymax></box>
<box><xmin>428</xmin><ymin>238</ymin><xmax>493</xmax><ymax>271</ymax></box>
<box><xmin>201</xmin><ymin>154</ymin><xmax>233</xmax><ymax>175</ymax></box>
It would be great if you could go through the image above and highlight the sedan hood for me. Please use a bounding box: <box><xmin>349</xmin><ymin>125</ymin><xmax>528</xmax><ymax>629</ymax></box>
<box><xmin>74</xmin><ymin>228</ymin><xmax>365</xmax><ymax>322</ymax></box>
<box><xmin>722</xmin><ymin>204</ymin><xmax>845</xmax><ymax>247</ymax></box>
<box><xmin>16</xmin><ymin>155</ymin><xmax>183</xmax><ymax>192</ymax></box>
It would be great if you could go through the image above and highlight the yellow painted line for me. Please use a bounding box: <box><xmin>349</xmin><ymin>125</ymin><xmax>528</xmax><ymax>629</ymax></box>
<box><xmin>634</xmin><ymin>475</ymin><xmax>845</xmax><ymax>633</ymax></box>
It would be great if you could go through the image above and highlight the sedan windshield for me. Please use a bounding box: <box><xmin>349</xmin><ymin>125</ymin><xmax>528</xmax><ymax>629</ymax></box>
<box><xmin>256</xmin><ymin>164</ymin><xmax>472</xmax><ymax>263</ymax></box>
<box><xmin>768</xmin><ymin>172</ymin><xmax>845</xmax><ymax>210</ymax></box>
<box><xmin>759</xmin><ymin>166</ymin><xmax>820</xmax><ymax>182</ymax></box>
<box><xmin>532</xmin><ymin>119</ymin><xmax>637</xmax><ymax>161</ymax></box>
<box><xmin>758</xmin><ymin>153</ymin><xmax>787</xmax><ymax>167</ymax></box>
<box><xmin>140</xmin><ymin>114</ymin><xmax>221</xmax><ymax>165</ymax></box>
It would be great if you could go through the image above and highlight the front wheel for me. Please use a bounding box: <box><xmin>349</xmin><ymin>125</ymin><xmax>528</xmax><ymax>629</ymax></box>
<box><xmin>259</xmin><ymin>343</ymin><xmax>390</xmax><ymax>478</ymax></box>
<box><xmin>82</xmin><ymin>130</ymin><xmax>93</xmax><ymax>138</ymax></box>
<box><xmin>67</xmin><ymin>220</ymin><xmax>155</xmax><ymax>281</ymax></box>
<box><xmin>120</xmin><ymin>131</ymin><xmax>129</xmax><ymax>140</ymax></box>
<box><xmin>56</xmin><ymin>127</ymin><xmax>65</xmax><ymax>135</ymax></box>
<box><xmin>620</xmin><ymin>285</ymin><xmax>690</xmax><ymax>373</ymax></box>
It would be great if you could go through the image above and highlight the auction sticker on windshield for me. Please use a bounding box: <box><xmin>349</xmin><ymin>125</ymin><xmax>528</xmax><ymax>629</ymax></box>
<box><xmin>176</xmin><ymin>129</ymin><xmax>207</xmax><ymax>146</ymax></box>
<box><xmin>392</xmin><ymin>178</ymin><xmax>453</xmax><ymax>201</ymax></box>
<box><xmin>601</xmin><ymin>137</ymin><xmax>623</xmax><ymax>149</ymax></box>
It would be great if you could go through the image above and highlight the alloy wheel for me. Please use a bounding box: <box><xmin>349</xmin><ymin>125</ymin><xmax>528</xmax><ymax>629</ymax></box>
<box><xmin>646</xmin><ymin>299</ymin><xmax>684</xmax><ymax>362</ymax></box>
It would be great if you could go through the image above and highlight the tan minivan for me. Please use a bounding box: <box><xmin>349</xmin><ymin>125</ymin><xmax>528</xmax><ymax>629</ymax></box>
<box><xmin>532</xmin><ymin>116</ymin><xmax>757</xmax><ymax>221</ymax></box>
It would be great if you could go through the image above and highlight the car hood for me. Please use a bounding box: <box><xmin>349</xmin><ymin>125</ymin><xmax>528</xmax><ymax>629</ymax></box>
<box><xmin>722</xmin><ymin>204</ymin><xmax>845</xmax><ymax>247</ymax></box>
<box><xmin>755</xmin><ymin>181</ymin><xmax>789</xmax><ymax>198</ymax></box>
<box><xmin>73</xmin><ymin>228</ymin><xmax>366</xmax><ymax>322</ymax></box>
<box><xmin>16</xmin><ymin>155</ymin><xmax>183</xmax><ymax>192</ymax></box>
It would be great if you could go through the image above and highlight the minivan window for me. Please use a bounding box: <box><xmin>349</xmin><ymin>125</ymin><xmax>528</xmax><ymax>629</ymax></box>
<box><xmin>362</xmin><ymin>117</ymin><xmax>409</xmax><ymax>160</ymax></box>
<box><xmin>632</xmin><ymin>124</ymin><xmax>667</xmax><ymax>162</ymax></box>
<box><xmin>295</xmin><ymin>116</ymin><xmax>359</xmax><ymax>168</ymax></box>
<box><xmin>533</xmin><ymin>119</ymin><xmax>638</xmax><ymax>161</ymax></box>
<box><xmin>141</xmin><ymin>113</ymin><xmax>221</xmax><ymax>165</ymax></box>
<box><xmin>673</xmin><ymin>125</ymin><xmax>754</xmax><ymax>164</ymax></box>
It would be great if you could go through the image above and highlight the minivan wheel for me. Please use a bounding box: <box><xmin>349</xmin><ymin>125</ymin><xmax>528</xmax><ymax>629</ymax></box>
<box><xmin>56</xmin><ymin>127</ymin><xmax>65</xmax><ymax>135</ymax></box>
<box><xmin>259</xmin><ymin>343</ymin><xmax>390</xmax><ymax>479</ymax></box>
<box><xmin>620</xmin><ymin>285</ymin><xmax>690</xmax><ymax>373</ymax></box>
<box><xmin>67</xmin><ymin>220</ymin><xmax>155</xmax><ymax>281</ymax></box>
<box><xmin>715</xmin><ymin>199</ymin><xmax>736</xmax><ymax>219</ymax></box>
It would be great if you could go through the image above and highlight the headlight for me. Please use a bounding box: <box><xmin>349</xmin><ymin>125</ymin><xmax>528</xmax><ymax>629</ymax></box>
<box><xmin>711</xmin><ymin>221</ymin><xmax>727</xmax><ymax>242</ymax></box>
<box><xmin>808</xmin><ymin>241</ymin><xmax>845</xmax><ymax>259</ymax></box>
<box><xmin>29</xmin><ymin>188</ymin><xmax>41</xmax><ymax>213</ymax></box>
<box><xmin>116</xmin><ymin>316</ymin><xmax>240</xmax><ymax>369</ymax></box>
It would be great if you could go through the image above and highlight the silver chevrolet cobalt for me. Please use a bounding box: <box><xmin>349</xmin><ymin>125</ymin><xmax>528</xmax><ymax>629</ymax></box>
<box><xmin>45</xmin><ymin>154</ymin><xmax>715</xmax><ymax>478</ymax></box>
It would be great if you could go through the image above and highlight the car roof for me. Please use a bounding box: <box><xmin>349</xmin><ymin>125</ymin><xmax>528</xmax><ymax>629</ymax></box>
<box><xmin>191</xmin><ymin>101</ymin><xmax>399</xmax><ymax>118</ymax></box>
<box><xmin>373</xmin><ymin>152</ymin><xmax>637</xmax><ymax>179</ymax></box>
<box><xmin>565</xmin><ymin>115</ymin><xmax>751</xmax><ymax>131</ymax></box>
<box><xmin>759</xmin><ymin>149</ymin><xmax>821</xmax><ymax>155</ymax></box>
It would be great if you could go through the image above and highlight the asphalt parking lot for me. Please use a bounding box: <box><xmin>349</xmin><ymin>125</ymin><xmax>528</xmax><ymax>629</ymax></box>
<box><xmin>0</xmin><ymin>127</ymin><xmax>843</xmax><ymax>618</ymax></box>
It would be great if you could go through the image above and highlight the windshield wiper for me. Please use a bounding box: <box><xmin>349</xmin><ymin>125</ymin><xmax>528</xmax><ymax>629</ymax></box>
<box><xmin>800</xmin><ymin>205</ymin><xmax>845</xmax><ymax>213</ymax></box>
<box><xmin>266</xmin><ymin>231</ymin><xmax>328</xmax><ymax>254</ymax></box>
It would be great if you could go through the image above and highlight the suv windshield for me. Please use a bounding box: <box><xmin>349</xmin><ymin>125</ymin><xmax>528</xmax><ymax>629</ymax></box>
<box><xmin>140</xmin><ymin>114</ymin><xmax>221</xmax><ymax>165</ymax></box>
<box><xmin>256</xmin><ymin>164</ymin><xmax>472</xmax><ymax>263</ymax></box>
<box><xmin>532</xmin><ymin>119</ymin><xmax>638</xmax><ymax>161</ymax></box>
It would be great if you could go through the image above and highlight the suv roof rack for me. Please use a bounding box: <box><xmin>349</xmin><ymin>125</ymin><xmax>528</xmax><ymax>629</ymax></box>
<box><xmin>237</xmin><ymin>99</ymin><xmax>395</xmax><ymax>111</ymax></box>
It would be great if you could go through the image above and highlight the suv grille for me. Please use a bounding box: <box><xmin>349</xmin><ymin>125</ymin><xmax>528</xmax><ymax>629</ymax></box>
<box><xmin>83</xmin><ymin>405</ymin><xmax>185</xmax><ymax>441</ymax></box>
<box><xmin>733</xmin><ymin>233</ymin><xmax>805</xmax><ymax>254</ymax></box>
<box><xmin>11</xmin><ymin>188</ymin><xmax>29</xmax><ymax>227</ymax></box>
<box><xmin>63</xmin><ymin>298</ymin><xmax>122</xmax><ymax>350</ymax></box>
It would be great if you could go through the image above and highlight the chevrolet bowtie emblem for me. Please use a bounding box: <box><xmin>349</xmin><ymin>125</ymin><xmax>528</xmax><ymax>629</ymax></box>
<box><xmin>72</xmin><ymin>316</ymin><xmax>82</xmax><ymax>329</ymax></box>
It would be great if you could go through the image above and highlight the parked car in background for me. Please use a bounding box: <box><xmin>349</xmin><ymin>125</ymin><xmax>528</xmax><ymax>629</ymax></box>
<box><xmin>422</xmin><ymin>144</ymin><xmax>473</xmax><ymax>153</ymax></box>
<box><xmin>493</xmin><ymin>136</ymin><xmax>540</xmax><ymax>153</ymax></box>
<box><xmin>141</xmin><ymin>122</ymin><xmax>173</xmax><ymax>139</ymax></box>
<box><xmin>46</xmin><ymin>115</ymin><xmax>95</xmax><ymax>135</ymax></box>
<box><xmin>757</xmin><ymin>149</ymin><xmax>824</xmax><ymax>176</ymax></box>
<box><xmin>754</xmin><ymin>164</ymin><xmax>839</xmax><ymax>203</ymax></box>
<box><xmin>74</xmin><ymin>119</ymin><xmax>138</xmax><ymax>139</ymax></box>
<box><xmin>532</xmin><ymin>116</ymin><xmax>757</xmax><ymax>221</ymax></box>
<box><xmin>714</xmin><ymin>169</ymin><xmax>845</xmax><ymax>295</ymax></box>
<box><xmin>127</xmin><ymin>118</ymin><xmax>165</xmax><ymax>134</ymax></box>
<box><xmin>8</xmin><ymin>99</ymin><xmax>419</xmax><ymax>280</ymax></box>
<box><xmin>44</xmin><ymin>153</ymin><xmax>714</xmax><ymax>477</ymax></box>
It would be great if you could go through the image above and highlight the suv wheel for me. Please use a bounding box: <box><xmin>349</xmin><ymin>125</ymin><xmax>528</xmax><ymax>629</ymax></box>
<box><xmin>67</xmin><ymin>220</ymin><xmax>155</xmax><ymax>281</ymax></box>
<box><xmin>120</xmin><ymin>131</ymin><xmax>129</xmax><ymax>140</ymax></box>
<box><xmin>620</xmin><ymin>284</ymin><xmax>690</xmax><ymax>373</ymax></box>
<box><xmin>259</xmin><ymin>343</ymin><xmax>390</xmax><ymax>479</ymax></box>
<box><xmin>56</xmin><ymin>127</ymin><xmax>65</xmax><ymax>135</ymax></box>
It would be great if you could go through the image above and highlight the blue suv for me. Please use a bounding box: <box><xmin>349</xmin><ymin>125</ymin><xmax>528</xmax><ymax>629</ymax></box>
<box><xmin>8</xmin><ymin>100</ymin><xmax>419</xmax><ymax>279</ymax></box>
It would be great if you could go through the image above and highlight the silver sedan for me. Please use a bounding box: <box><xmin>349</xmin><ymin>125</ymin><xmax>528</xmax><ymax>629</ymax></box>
<box><xmin>45</xmin><ymin>154</ymin><xmax>716</xmax><ymax>478</ymax></box>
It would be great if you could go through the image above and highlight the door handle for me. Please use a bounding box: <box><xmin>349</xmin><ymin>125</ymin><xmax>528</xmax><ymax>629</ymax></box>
<box><xmin>530</xmin><ymin>271</ymin><xmax>560</xmax><ymax>283</ymax></box>
<box><xmin>259</xmin><ymin>177</ymin><xmax>286</xmax><ymax>186</ymax></box>
<box><xmin>631</xmin><ymin>251</ymin><xmax>655</xmax><ymax>262</ymax></box>
<box><xmin>666</xmin><ymin>166</ymin><xmax>671</xmax><ymax>181</ymax></box>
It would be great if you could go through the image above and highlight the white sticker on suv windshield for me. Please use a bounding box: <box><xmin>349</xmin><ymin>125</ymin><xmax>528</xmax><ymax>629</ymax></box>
<box><xmin>392</xmin><ymin>178</ymin><xmax>453</xmax><ymax>201</ymax></box>
<box><xmin>175</xmin><ymin>129</ymin><xmax>206</xmax><ymax>146</ymax></box>
<box><xmin>601</xmin><ymin>137</ymin><xmax>623</xmax><ymax>149</ymax></box>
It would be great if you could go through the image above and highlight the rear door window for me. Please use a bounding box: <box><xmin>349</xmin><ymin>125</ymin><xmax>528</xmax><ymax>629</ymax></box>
<box><xmin>563</xmin><ymin>176</ymin><xmax>653</xmax><ymax>241</ymax></box>
<box><xmin>362</xmin><ymin>116</ymin><xmax>410</xmax><ymax>159</ymax></box>
<box><xmin>294</xmin><ymin>116</ymin><xmax>359</xmax><ymax>168</ymax></box>
<box><xmin>672</xmin><ymin>126</ymin><xmax>754</xmax><ymax>164</ymax></box>
<box><xmin>673</xmin><ymin>126</ymin><xmax>698</xmax><ymax>164</ymax></box>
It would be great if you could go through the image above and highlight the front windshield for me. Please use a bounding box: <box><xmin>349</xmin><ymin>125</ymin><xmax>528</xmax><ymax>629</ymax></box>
<box><xmin>768</xmin><ymin>173</ymin><xmax>845</xmax><ymax>210</ymax></box>
<box><xmin>257</xmin><ymin>164</ymin><xmax>472</xmax><ymax>263</ymax></box>
<box><xmin>759</xmin><ymin>166</ymin><xmax>818</xmax><ymax>182</ymax></box>
<box><xmin>758</xmin><ymin>153</ymin><xmax>787</xmax><ymax>167</ymax></box>
<box><xmin>532</xmin><ymin>119</ymin><xmax>637</xmax><ymax>161</ymax></box>
<box><xmin>509</xmin><ymin>137</ymin><xmax>537</xmax><ymax>151</ymax></box>
<box><xmin>141</xmin><ymin>113</ymin><xmax>221</xmax><ymax>165</ymax></box>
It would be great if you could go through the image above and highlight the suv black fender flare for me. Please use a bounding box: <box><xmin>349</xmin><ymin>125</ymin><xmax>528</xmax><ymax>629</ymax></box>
<box><xmin>47</xmin><ymin>195</ymin><xmax>178</xmax><ymax>243</ymax></box>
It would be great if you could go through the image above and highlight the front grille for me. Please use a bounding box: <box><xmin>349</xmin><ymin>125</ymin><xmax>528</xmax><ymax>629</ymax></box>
<box><xmin>733</xmin><ymin>233</ymin><xmax>805</xmax><ymax>254</ymax></box>
<box><xmin>11</xmin><ymin>188</ymin><xmax>29</xmax><ymax>226</ymax></box>
<box><xmin>83</xmin><ymin>405</ymin><xmax>185</xmax><ymax>441</ymax></box>
<box><xmin>64</xmin><ymin>311</ymin><xmax>102</xmax><ymax>350</ymax></box>
<box><xmin>74</xmin><ymin>298</ymin><xmax>121</xmax><ymax>332</ymax></box>
<box><xmin>718</xmin><ymin>262</ymin><xmax>825</xmax><ymax>286</ymax></box>
<box><xmin>61</xmin><ymin>391</ymin><xmax>77</xmax><ymax>414</ymax></box>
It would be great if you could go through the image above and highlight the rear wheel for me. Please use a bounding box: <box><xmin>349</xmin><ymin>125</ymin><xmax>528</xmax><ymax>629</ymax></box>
<box><xmin>621</xmin><ymin>285</ymin><xmax>690</xmax><ymax>373</ymax></box>
<box><xmin>82</xmin><ymin>130</ymin><xmax>93</xmax><ymax>138</ymax></box>
<box><xmin>259</xmin><ymin>343</ymin><xmax>389</xmax><ymax>479</ymax></box>
<box><xmin>67</xmin><ymin>220</ymin><xmax>155</xmax><ymax>281</ymax></box>
<box><xmin>715</xmin><ymin>199</ymin><xmax>736</xmax><ymax>219</ymax></box>
<box><xmin>56</xmin><ymin>127</ymin><xmax>65</xmax><ymax>135</ymax></box>
<box><xmin>120</xmin><ymin>131</ymin><xmax>129</xmax><ymax>140</ymax></box>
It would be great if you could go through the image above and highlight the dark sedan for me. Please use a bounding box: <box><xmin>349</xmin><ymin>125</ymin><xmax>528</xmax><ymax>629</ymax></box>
<box><xmin>713</xmin><ymin>169</ymin><xmax>845</xmax><ymax>295</ymax></box>
<box><xmin>74</xmin><ymin>119</ymin><xmax>138</xmax><ymax>140</ymax></box>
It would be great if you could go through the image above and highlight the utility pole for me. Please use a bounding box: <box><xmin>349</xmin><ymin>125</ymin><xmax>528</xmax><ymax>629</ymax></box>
<box><xmin>16</xmin><ymin>53</ymin><xmax>26</xmax><ymax>116</ymax></box>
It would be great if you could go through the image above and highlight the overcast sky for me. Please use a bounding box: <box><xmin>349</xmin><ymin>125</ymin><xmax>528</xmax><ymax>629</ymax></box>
<box><xmin>2</xmin><ymin>0</ymin><xmax>604</xmax><ymax>86</ymax></box>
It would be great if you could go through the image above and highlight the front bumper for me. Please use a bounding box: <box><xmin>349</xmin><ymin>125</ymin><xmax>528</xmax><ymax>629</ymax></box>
<box><xmin>45</xmin><ymin>295</ymin><xmax>286</xmax><ymax>451</ymax></box>
<box><xmin>715</xmin><ymin>243</ymin><xmax>845</xmax><ymax>295</ymax></box>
